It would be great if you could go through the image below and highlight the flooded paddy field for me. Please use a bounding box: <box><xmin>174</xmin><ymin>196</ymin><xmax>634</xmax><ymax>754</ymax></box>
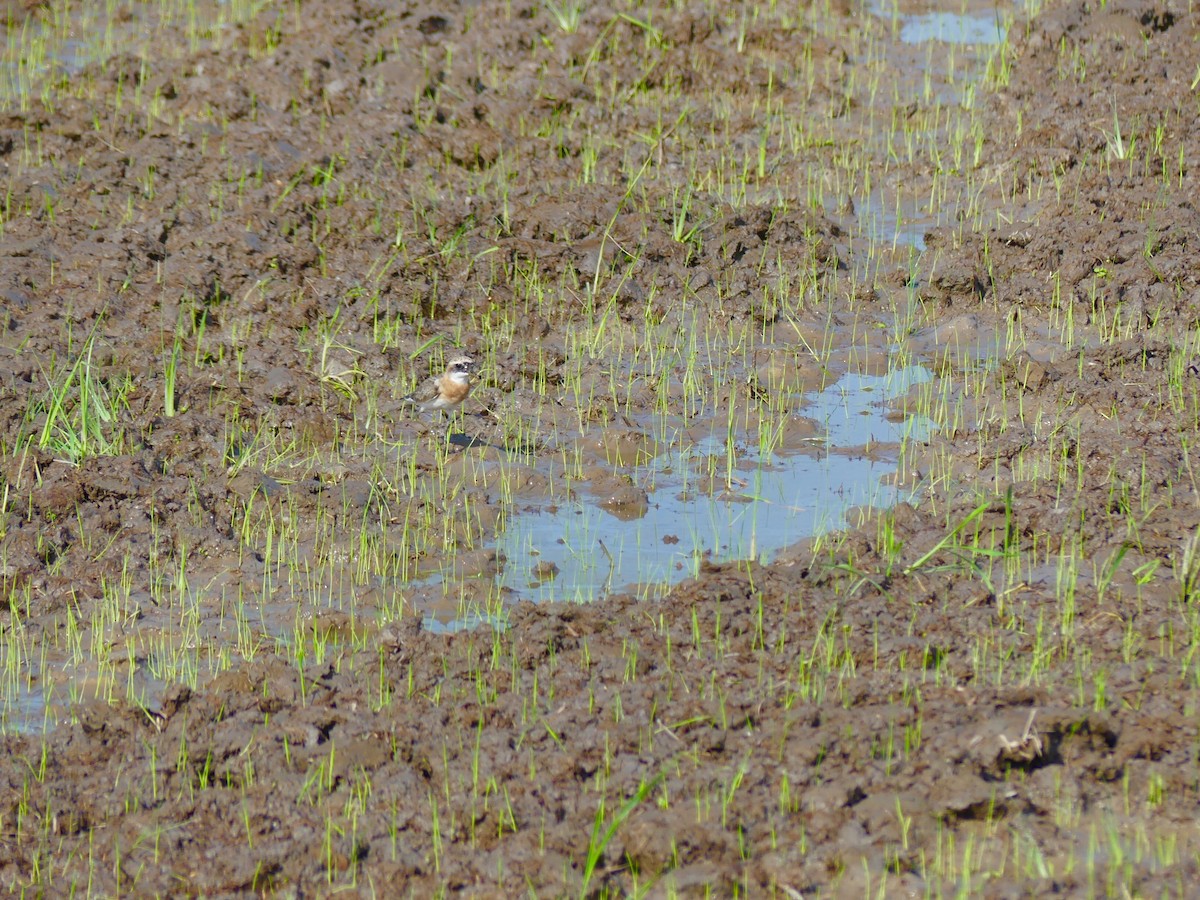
<box><xmin>2</xmin><ymin>0</ymin><xmax>1200</xmax><ymax>894</ymax></box>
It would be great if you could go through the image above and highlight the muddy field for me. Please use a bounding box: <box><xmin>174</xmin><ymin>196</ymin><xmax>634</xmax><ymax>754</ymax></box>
<box><xmin>2</xmin><ymin>0</ymin><xmax>1200</xmax><ymax>895</ymax></box>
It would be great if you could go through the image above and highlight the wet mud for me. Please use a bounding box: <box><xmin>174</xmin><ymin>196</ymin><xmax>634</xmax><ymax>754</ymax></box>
<box><xmin>3</xmin><ymin>0</ymin><xmax>1200</xmax><ymax>894</ymax></box>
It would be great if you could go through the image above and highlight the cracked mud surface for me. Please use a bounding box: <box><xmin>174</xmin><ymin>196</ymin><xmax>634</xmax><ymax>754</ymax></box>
<box><xmin>2</xmin><ymin>0</ymin><xmax>1200</xmax><ymax>894</ymax></box>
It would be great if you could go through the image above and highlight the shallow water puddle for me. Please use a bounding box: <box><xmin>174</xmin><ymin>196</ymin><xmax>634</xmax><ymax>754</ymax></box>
<box><xmin>3</xmin><ymin>662</ymin><xmax>168</xmax><ymax>734</ymax></box>
<box><xmin>872</xmin><ymin>0</ymin><xmax>1009</xmax><ymax>46</ymax></box>
<box><xmin>4</xmin><ymin>685</ymin><xmax>52</xmax><ymax>734</ymax></box>
<box><xmin>897</xmin><ymin>10</ymin><xmax>1006</xmax><ymax>46</ymax></box>
<box><xmin>475</xmin><ymin>365</ymin><xmax>934</xmax><ymax>610</ymax></box>
<box><xmin>856</xmin><ymin>189</ymin><xmax>932</xmax><ymax>252</ymax></box>
<box><xmin>848</xmin><ymin>0</ymin><xmax>1017</xmax><ymax>259</ymax></box>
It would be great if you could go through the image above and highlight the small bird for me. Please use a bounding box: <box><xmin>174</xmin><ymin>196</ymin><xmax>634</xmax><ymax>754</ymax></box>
<box><xmin>402</xmin><ymin>354</ymin><xmax>476</xmax><ymax>414</ymax></box>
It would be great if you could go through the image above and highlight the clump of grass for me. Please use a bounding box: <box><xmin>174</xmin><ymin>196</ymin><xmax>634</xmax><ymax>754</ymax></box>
<box><xmin>580</xmin><ymin>769</ymin><xmax>667</xmax><ymax>895</ymax></box>
<box><xmin>30</xmin><ymin>330</ymin><xmax>131</xmax><ymax>464</ymax></box>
